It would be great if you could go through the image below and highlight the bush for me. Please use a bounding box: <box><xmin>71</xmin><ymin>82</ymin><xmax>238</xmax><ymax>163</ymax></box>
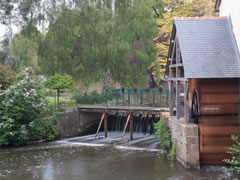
<box><xmin>28</xmin><ymin>111</ymin><xmax>63</xmax><ymax>141</ymax></box>
<box><xmin>0</xmin><ymin>68</ymin><xmax>61</xmax><ymax>145</ymax></box>
<box><xmin>0</xmin><ymin>65</ymin><xmax>16</xmax><ymax>90</ymax></box>
<box><xmin>72</xmin><ymin>91</ymin><xmax>105</xmax><ymax>104</ymax></box>
<box><xmin>223</xmin><ymin>135</ymin><xmax>240</xmax><ymax>174</ymax></box>
<box><xmin>154</xmin><ymin>119</ymin><xmax>171</xmax><ymax>150</ymax></box>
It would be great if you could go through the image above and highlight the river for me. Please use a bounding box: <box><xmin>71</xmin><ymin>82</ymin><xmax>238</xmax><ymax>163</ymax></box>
<box><xmin>0</xmin><ymin>132</ymin><xmax>239</xmax><ymax>180</ymax></box>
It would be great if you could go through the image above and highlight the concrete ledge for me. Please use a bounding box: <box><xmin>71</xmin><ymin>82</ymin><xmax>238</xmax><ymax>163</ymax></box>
<box><xmin>58</xmin><ymin>108</ymin><xmax>101</xmax><ymax>138</ymax></box>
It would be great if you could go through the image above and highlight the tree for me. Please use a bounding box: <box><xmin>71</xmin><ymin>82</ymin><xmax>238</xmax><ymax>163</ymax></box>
<box><xmin>0</xmin><ymin>65</ymin><xmax>16</xmax><ymax>90</ymax></box>
<box><xmin>44</xmin><ymin>74</ymin><xmax>73</xmax><ymax>108</ymax></box>
<box><xmin>151</xmin><ymin>0</ymin><xmax>216</xmax><ymax>83</ymax></box>
<box><xmin>10</xmin><ymin>32</ymin><xmax>40</xmax><ymax>73</ymax></box>
<box><xmin>38</xmin><ymin>0</ymin><xmax>160</xmax><ymax>89</ymax></box>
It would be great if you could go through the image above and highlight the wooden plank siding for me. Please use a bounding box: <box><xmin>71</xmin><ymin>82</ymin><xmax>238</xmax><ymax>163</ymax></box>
<box><xmin>189</xmin><ymin>78</ymin><xmax>240</xmax><ymax>165</ymax></box>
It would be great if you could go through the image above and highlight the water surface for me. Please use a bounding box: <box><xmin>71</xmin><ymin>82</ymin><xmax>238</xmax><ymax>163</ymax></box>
<box><xmin>0</xmin><ymin>133</ymin><xmax>239</xmax><ymax>180</ymax></box>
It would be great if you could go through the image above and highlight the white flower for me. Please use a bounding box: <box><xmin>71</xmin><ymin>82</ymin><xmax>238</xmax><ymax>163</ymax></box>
<box><xmin>29</xmin><ymin>121</ymin><xmax>34</xmax><ymax>128</ymax></box>
<box><xmin>40</xmin><ymin>75</ymin><xmax>46</xmax><ymax>83</ymax></box>
<box><xmin>9</xmin><ymin>99</ymin><xmax>13</xmax><ymax>103</ymax></box>
<box><xmin>9</xmin><ymin>118</ymin><xmax>14</xmax><ymax>123</ymax></box>
<box><xmin>9</xmin><ymin>132</ymin><xmax>13</xmax><ymax>136</ymax></box>
<box><xmin>32</xmin><ymin>104</ymin><xmax>37</xmax><ymax>108</ymax></box>
<box><xmin>21</xmin><ymin>130</ymin><xmax>28</xmax><ymax>135</ymax></box>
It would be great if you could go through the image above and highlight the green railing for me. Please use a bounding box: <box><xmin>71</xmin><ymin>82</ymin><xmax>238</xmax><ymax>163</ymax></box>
<box><xmin>104</xmin><ymin>87</ymin><xmax>169</xmax><ymax>107</ymax></box>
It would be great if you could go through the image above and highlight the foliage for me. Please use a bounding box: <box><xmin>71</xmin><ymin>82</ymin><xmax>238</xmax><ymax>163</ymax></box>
<box><xmin>170</xmin><ymin>143</ymin><xmax>176</xmax><ymax>160</ymax></box>
<box><xmin>0</xmin><ymin>65</ymin><xmax>16</xmax><ymax>90</ymax></box>
<box><xmin>72</xmin><ymin>91</ymin><xmax>106</xmax><ymax>104</ymax></box>
<box><xmin>10</xmin><ymin>33</ymin><xmax>41</xmax><ymax>73</ymax></box>
<box><xmin>151</xmin><ymin>0</ymin><xmax>216</xmax><ymax>83</ymax></box>
<box><xmin>38</xmin><ymin>0</ymin><xmax>159</xmax><ymax>88</ymax></box>
<box><xmin>154</xmin><ymin>119</ymin><xmax>171</xmax><ymax>150</ymax></box>
<box><xmin>45</xmin><ymin>74</ymin><xmax>73</xmax><ymax>90</ymax></box>
<box><xmin>223</xmin><ymin>135</ymin><xmax>240</xmax><ymax>174</ymax></box>
<box><xmin>0</xmin><ymin>68</ymin><xmax>47</xmax><ymax>145</ymax></box>
<box><xmin>28</xmin><ymin>111</ymin><xmax>63</xmax><ymax>141</ymax></box>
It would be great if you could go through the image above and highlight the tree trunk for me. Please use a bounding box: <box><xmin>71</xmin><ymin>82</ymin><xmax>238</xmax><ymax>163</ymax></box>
<box><xmin>57</xmin><ymin>89</ymin><xmax>60</xmax><ymax>109</ymax></box>
<box><xmin>103</xmin><ymin>67</ymin><xmax>111</xmax><ymax>92</ymax></box>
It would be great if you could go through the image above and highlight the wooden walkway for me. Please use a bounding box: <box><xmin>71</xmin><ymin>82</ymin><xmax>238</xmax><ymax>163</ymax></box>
<box><xmin>78</xmin><ymin>105</ymin><xmax>168</xmax><ymax>115</ymax></box>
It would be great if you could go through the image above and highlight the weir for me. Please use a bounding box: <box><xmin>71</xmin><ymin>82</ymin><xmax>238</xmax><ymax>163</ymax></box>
<box><xmin>78</xmin><ymin>106</ymin><xmax>162</xmax><ymax>141</ymax></box>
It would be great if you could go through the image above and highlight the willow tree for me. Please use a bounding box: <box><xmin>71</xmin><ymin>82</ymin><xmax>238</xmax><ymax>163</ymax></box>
<box><xmin>38</xmin><ymin>0</ymin><xmax>160</xmax><ymax>89</ymax></box>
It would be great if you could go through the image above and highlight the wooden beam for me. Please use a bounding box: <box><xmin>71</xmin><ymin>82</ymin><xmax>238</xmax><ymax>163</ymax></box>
<box><xmin>184</xmin><ymin>81</ymin><xmax>189</xmax><ymax>122</ymax></box>
<box><xmin>169</xmin><ymin>63</ymin><xmax>183</xmax><ymax>68</ymax></box>
<box><xmin>130</xmin><ymin>115</ymin><xmax>133</xmax><ymax>140</ymax></box>
<box><xmin>104</xmin><ymin>113</ymin><xmax>107</xmax><ymax>138</ymax></box>
<box><xmin>168</xmin><ymin>78</ymin><xmax>187</xmax><ymax>81</ymax></box>
<box><xmin>176</xmin><ymin>80</ymin><xmax>180</xmax><ymax>119</ymax></box>
<box><xmin>95</xmin><ymin>112</ymin><xmax>107</xmax><ymax>139</ymax></box>
<box><xmin>168</xmin><ymin>81</ymin><xmax>174</xmax><ymax>116</ymax></box>
<box><xmin>176</xmin><ymin>35</ymin><xmax>181</xmax><ymax>120</ymax></box>
<box><xmin>122</xmin><ymin>114</ymin><xmax>132</xmax><ymax>140</ymax></box>
<box><xmin>170</xmin><ymin>39</ymin><xmax>176</xmax><ymax>65</ymax></box>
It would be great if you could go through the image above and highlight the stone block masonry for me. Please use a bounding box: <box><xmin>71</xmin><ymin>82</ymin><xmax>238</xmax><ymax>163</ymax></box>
<box><xmin>161</xmin><ymin>112</ymin><xmax>200</xmax><ymax>168</ymax></box>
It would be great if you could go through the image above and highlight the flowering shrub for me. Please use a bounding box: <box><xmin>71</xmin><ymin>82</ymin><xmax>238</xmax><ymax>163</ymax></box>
<box><xmin>0</xmin><ymin>68</ymin><xmax>56</xmax><ymax>145</ymax></box>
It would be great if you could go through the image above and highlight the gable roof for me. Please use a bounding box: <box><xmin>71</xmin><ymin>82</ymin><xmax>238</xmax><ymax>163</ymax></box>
<box><xmin>166</xmin><ymin>17</ymin><xmax>240</xmax><ymax>79</ymax></box>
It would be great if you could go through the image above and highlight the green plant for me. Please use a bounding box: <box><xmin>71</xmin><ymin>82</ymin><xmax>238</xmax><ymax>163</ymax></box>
<box><xmin>45</xmin><ymin>74</ymin><xmax>73</xmax><ymax>108</ymax></box>
<box><xmin>0</xmin><ymin>68</ymin><xmax>47</xmax><ymax>145</ymax></box>
<box><xmin>28</xmin><ymin>111</ymin><xmax>63</xmax><ymax>141</ymax></box>
<box><xmin>154</xmin><ymin>119</ymin><xmax>171</xmax><ymax>150</ymax></box>
<box><xmin>170</xmin><ymin>144</ymin><xmax>176</xmax><ymax>160</ymax></box>
<box><xmin>0</xmin><ymin>65</ymin><xmax>16</xmax><ymax>90</ymax></box>
<box><xmin>72</xmin><ymin>91</ymin><xmax>105</xmax><ymax>104</ymax></box>
<box><xmin>223</xmin><ymin>135</ymin><xmax>240</xmax><ymax>174</ymax></box>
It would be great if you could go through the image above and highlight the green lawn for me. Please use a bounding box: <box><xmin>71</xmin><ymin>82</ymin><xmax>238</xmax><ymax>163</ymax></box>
<box><xmin>46</xmin><ymin>96</ymin><xmax>76</xmax><ymax>108</ymax></box>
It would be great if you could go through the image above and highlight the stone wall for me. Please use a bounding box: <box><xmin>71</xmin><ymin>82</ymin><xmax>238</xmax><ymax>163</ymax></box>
<box><xmin>58</xmin><ymin>108</ymin><xmax>102</xmax><ymax>138</ymax></box>
<box><xmin>161</xmin><ymin>112</ymin><xmax>200</xmax><ymax>168</ymax></box>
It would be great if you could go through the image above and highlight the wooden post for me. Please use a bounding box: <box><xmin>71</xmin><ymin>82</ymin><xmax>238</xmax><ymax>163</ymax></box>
<box><xmin>176</xmin><ymin>36</ymin><xmax>181</xmax><ymax>120</ymax></box>
<box><xmin>104</xmin><ymin>113</ymin><xmax>108</xmax><ymax>138</ymax></box>
<box><xmin>95</xmin><ymin>112</ymin><xmax>106</xmax><ymax>139</ymax></box>
<box><xmin>122</xmin><ymin>114</ymin><xmax>131</xmax><ymax>140</ymax></box>
<box><xmin>168</xmin><ymin>81</ymin><xmax>174</xmax><ymax>116</ymax></box>
<box><xmin>176</xmin><ymin>81</ymin><xmax>180</xmax><ymax>119</ymax></box>
<box><xmin>184</xmin><ymin>81</ymin><xmax>189</xmax><ymax>123</ymax></box>
<box><xmin>130</xmin><ymin>115</ymin><xmax>133</xmax><ymax>140</ymax></box>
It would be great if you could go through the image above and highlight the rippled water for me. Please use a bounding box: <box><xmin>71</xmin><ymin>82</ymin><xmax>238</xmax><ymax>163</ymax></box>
<box><xmin>0</xmin><ymin>133</ymin><xmax>239</xmax><ymax>180</ymax></box>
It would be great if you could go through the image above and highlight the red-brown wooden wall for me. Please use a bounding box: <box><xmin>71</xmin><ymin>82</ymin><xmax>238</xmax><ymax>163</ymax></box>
<box><xmin>189</xmin><ymin>78</ymin><xmax>240</xmax><ymax>165</ymax></box>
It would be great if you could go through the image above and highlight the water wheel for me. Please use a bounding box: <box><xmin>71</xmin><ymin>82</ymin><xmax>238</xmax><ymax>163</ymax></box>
<box><xmin>191</xmin><ymin>88</ymin><xmax>199</xmax><ymax>124</ymax></box>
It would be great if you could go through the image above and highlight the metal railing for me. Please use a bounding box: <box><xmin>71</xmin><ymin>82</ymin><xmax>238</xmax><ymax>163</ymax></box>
<box><xmin>104</xmin><ymin>87</ymin><xmax>169</xmax><ymax>107</ymax></box>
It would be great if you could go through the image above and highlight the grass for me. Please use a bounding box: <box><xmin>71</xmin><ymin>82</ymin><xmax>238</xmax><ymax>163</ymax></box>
<box><xmin>46</xmin><ymin>96</ymin><xmax>76</xmax><ymax>108</ymax></box>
